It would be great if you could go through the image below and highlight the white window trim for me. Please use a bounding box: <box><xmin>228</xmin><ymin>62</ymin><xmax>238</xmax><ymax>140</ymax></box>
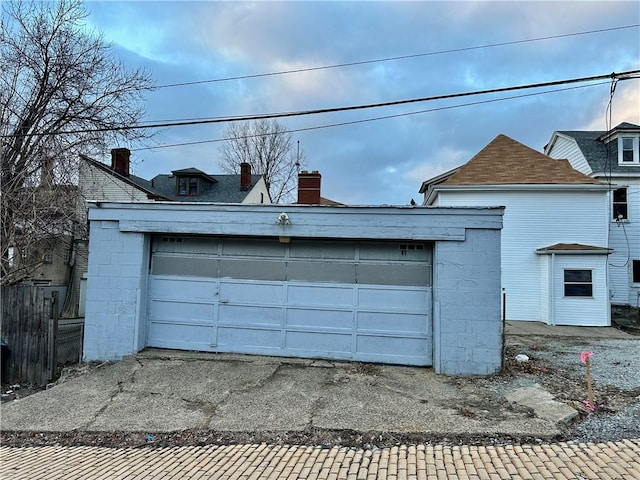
<box><xmin>563</xmin><ymin>269</ymin><xmax>593</xmax><ymax>298</ymax></box>
<box><xmin>612</xmin><ymin>187</ymin><xmax>629</xmax><ymax>222</ymax></box>
<box><xmin>618</xmin><ymin>136</ymin><xmax>640</xmax><ymax>165</ymax></box>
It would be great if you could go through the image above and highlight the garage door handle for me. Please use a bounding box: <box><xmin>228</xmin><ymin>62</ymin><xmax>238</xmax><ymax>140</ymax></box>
<box><xmin>220</xmin><ymin>299</ymin><xmax>229</xmax><ymax>304</ymax></box>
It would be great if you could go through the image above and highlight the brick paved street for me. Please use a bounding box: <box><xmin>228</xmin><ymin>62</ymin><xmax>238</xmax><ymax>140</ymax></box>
<box><xmin>1</xmin><ymin>439</ymin><xmax>638</xmax><ymax>480</ymax></box>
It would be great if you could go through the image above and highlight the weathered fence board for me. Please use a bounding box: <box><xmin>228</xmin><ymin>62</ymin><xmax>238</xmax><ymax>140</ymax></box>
<box><xmin>1</xmin><ymin>285</ymin><xmax>52</xmax><ymax>386</ymax></box>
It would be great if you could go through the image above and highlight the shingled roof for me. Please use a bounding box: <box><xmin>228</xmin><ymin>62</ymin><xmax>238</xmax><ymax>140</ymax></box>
<box><xmin>150</xmin><ymin>172</ymin><xmax>263</xmax><ymax>203</ymax></box>
<box><xmin>555</xmin><ymin>122</ymin><xmax>640</xmax><ymax>174</ymax></box>
<box><xmin>436</xmin><ymin>134</ymin><xmax>604</xmax><ymax>186</ymax></box>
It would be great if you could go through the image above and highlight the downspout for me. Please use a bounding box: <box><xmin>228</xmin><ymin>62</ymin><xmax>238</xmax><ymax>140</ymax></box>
<box><xmin>549</xmin><ymin>253</ymin><xmax>556</xmax><ymax>326</ymax></box>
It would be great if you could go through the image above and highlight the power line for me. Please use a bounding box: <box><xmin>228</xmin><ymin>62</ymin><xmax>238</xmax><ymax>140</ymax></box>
<box><xmin>154</xmin><ymin>24</ymin><xmax>640</xmax><ymax>89</ymax></box>
<box><xmin>6</xmin><ymin>69</ymin><xmax>638</xmax><ymax>138</ymax></box>
<box><xmin>133</xmin><ymin>82</ymin><xmax>611</xmax><ymax>151</ymax></box>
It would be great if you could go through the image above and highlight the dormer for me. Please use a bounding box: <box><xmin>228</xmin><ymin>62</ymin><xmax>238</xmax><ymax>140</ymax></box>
<box><xmin>598</xmin><ymin>122</ymin><xmax>640</xmax><ymax>166</ymax></box>
<box><xmin>171</xmin><ymin>168</ymin><xmax>217</xmax><ymax>196</ymax></box>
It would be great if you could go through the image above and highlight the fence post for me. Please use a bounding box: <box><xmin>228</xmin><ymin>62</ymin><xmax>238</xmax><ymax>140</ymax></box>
<box><xmin>49</xmin><ymin>291</ymin><xmax>59</xmax><ymax>382</ymax></box>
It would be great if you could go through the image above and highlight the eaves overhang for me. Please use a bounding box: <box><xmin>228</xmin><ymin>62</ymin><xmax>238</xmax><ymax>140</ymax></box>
<box><xmin>535</xmin><ymin>244</ymin><xmax>613</xmax><ymax>255</ymax></box>
<box><xmin>425</xmin><ymin>183</ymin><xmax>609</xmax><ymax>206</ymax></box>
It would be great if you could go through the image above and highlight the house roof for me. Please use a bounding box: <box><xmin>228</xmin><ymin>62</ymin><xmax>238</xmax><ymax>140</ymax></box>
<box><xmin>535</xmin><ymin>243</ymin><xmax>613</xmax><ymax>255</ymax></box>
<box><xmin>421</xmin><ymin>134</ymin><xmax>603</xmax><ymax>192</ymax></box>
<box><xmin>83</xmin><ymin>155</ymin><xmax>265</xmax><ymax>203</ymax></box>
<box><xmin>554</xmin><ymin>122</ymin><xmax>640</xmax><ymax>174</ymax></box>
<box><xmin>150</xmin><ymin>173</ymin><xmax>263</xmax><ymax>203</ymax></box>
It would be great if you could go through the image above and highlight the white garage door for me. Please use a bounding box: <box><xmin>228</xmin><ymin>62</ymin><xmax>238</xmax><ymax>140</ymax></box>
<box><xmin>147</xmin><ymin>236</ymin><xmax>432</xmax><ymax>366</ymax></box>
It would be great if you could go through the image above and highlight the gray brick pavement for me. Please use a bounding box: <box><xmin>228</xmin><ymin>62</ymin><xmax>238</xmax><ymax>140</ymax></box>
<box><xmin>1</xmin><ymin>439</ymin><xmax>639</xmax><ymax>479</ymax></box>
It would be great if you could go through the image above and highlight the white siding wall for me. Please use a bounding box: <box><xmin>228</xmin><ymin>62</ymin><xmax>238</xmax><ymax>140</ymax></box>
<box><xmin>552</xmin><ymin>256</ymin><xmax>609</xmax><ymax>326</ymax></box>
<box><xmin>79</xmin><ymin>161</ymin><xmax>149</xmax><ymax>206</ymax></box>
<box><xmin>546</xmin><ymin>136</ymin><xmax>593</xmax><ymax>175</ymax></box>
<box><xmin>437</xmin><ymin>189</ymin><xmax>609</xmax><ymax>323</ymax></box>
<box><xmin>241</xmin><ymin>177</ymin><xmax>271</xmax><ymax>204</ymax></box>
<box><xmin>607</xmin><ymin>179</ymin><xmax>640</xmax><ymax>305</ymax></box>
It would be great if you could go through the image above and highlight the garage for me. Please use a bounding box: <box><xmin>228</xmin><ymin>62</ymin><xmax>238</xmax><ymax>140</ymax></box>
<box><xmin>84</xmin><ymin>202</ymin><xmax>503</xmax><ymax>376</ymax></box>
<box><xmin>147</xmin><ymin>235</ymin><xmax>432</xmax><ymax>365</ymax></box>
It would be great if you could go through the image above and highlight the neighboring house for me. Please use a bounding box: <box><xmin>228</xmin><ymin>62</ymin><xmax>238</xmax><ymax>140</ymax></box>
<box><xmin>420</xmin><ymin>134</ymin><xmax>611</xmax><ymax>326</ymax></box>
<box><xmin>79</xmin><ymin>148</ymin><xmax>271</xmax><ymax>205</ymax></box>
<box><xmin>545</xmin><ymin>122</ymin><xmax>640</xmax><ymax>308</ymax></box>
<box><xmin>83</xmin><ymin>200</ymin><xmax>504</xmax><ymax>376</ymax></box>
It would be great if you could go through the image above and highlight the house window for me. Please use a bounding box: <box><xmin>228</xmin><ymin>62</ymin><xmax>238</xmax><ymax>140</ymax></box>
<box><xmin>613</xmin><ymin>188</ymin><xmax>628</xmax><ymax>220</ymax></box>
<box><xmin>177</xmin><ymin>177</ymin><xmax>199</xmax><ymax>196</ymax></box>
<box><xmin>633</xmin><ymin>260</ymin><xmax>640</xmax><ymax>284</ymax></box>
<box><xmin>43</xmin><ymin>252</ymin><xmax>53</xmax><ymax>264</ymax></box>
<box><xmin>618</xmin><ymin>136</ymin><xmax>639</xmax><ymax>164</ymax></box>
<box><xmin>564</xmin><ymin>270</ymin><xmax>593</xmax><ymax>297</ymax></box>
<box><xmin>622</xmin><ymin>138</ymin><xmax>635</xmax><ymax>162</ymax></box>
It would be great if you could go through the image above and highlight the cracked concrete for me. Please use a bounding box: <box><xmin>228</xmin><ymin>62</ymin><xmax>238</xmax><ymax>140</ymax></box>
<box><xmin>1</xmin><ymin>350</ymin><xmax>567</xmax><ymax>437</ymax></box>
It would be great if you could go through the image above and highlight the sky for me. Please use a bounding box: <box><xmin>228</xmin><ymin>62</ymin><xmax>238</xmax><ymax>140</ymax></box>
<box><xmin>84</xmin><ymin>1</ymin><xmax>640</xmax><ymax>205</ymax></box>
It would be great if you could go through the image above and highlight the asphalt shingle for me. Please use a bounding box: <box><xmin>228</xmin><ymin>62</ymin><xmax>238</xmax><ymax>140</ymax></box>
<box><xmin>439</xmin><ymin>134</ymin><xmax>604</xmax><ymax>186</ymax></box>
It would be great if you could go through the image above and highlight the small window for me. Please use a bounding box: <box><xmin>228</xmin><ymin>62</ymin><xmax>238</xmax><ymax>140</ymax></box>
<box><xmin>622</xmin><ymin>138</ymin><xmax>635</xmax><ymax>162</ymax></box>
<box><xmin>564</xmin><ymin>270</ymin><xmax>593</xmax><ymax>297</ymax></box>
<box><xmin>633</xmin><ymin>260</ymin><xmax>640</xmax><ymax>284</ymax></box>
<box><xmin>613</xmin><ymin>188</ymin><xmax>628</xmax><ymax>220</ymax></box>
<box><xmin>177</xmin><ymin>177</ymin><xmax>199</xmax><ymax>196</ymax></box>
<box><xmin>43</xmin><ymin>252</ymin><xmax>53</xmax><ymax>264</ymax></box>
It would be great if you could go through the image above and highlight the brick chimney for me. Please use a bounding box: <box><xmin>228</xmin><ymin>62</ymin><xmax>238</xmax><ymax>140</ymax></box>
<box><xmin>240</xmin><ymin>162</ymin><xmax>252</xmax><ymax>190</ymax></box>
<box><xmin>111</xmin><ymin>148</ymin><xmax>130</xmax><ymax>177</ymax></box>
<box><xmin>297</xmin><ymin>170</ymin><xmax>321</xmax><ymax>204</ymax></box>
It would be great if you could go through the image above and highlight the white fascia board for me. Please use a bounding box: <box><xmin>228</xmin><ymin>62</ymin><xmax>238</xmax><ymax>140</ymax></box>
<box><xmin>535</xmin><ymin>248</ymin><xmax>613</xmax><ymax>255</ymax></box>
<box><xmin>430</xmin><ymin>183</ymin><xmax>609</xmax><ymax>194</ymax></box>
<box><xmin>592</xmin><ymin>171</ymin><xmax>640</xmax><ymax>178</ymax></box>
<box><xmin>543</xmin><ymin>131</ymin><xmax>576</xmax><ymax>154</ymax></box>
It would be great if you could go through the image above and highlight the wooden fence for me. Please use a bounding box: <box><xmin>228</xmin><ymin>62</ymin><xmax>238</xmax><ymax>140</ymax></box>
<box><xmin>1</xmin><ymin>285</ymin><xmax>57</xmax><ymax>386</ymax></box>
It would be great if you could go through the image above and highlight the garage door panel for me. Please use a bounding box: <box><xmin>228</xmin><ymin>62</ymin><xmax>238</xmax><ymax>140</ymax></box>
<box><xmin>357</xmin><ymin>311</ymin><xmax>428</xmax><ymax>334</ymax></box>
<box><xmin>218</xmin><ymin>304</ymin><xmax>282</xmax><ymax>326</ymax></box>
<box><xmin>357</xmin><ymin>264</ymin><xmax>430</xmax><ymax>286</ymax></box>
<box><xmin>149</xmin><ymin>300</ymin><xmax>214</xmax><ymax>323</ymax></box>
<box><xmin>220</xmin><ymin>259</ymin><xmax>286</xmax><ymax>281</ymax></box>
<box><xmin>356</xmin><ymin>335</ymin><xmax>429</xmax><ymax>358</ymax></box>
<box><xmin>286</xmin><ymin>308</ymin><xmax>353</xmax><ymax>329</ymax></box>
<box><xmin>285</xmin><ymin>331</ymin><xmax>352</xmax><ymax>353</ymax></box>
<box><xmin>219</xmin><ymin>281</ymin><xmax>283</xmax><ymax>304</ymax></box>
<box><xmin>287</xmin><ymin>284</ymin><xmax>354</xmax><ymax>306</ymax></box>
<box><xmin>150</xmin><ymin>276</ymin><xmax>215</xmax><ymax>301</ymax></box>
<box><xmin>217</xmin><ymin>327</ymin><xmax>281</xmax><ymax>348</ymax></box>
<box><xmin>148</xmin><ymin>323</ymin><xmax>213</xmax><ymax>350</ymax></box>
<box><xmin>152</xmin><ymin>256</ymin><xmax>218</xmax><ymax>277</ymax></box>
<box><xmin>358</xmin><ymin>287</ymin><xmax>430</xmax><ymax>309</ymax></box>
<box><xmin>287</xmin><ymin>261</ymin><xmax>355</xmax><ymax>283</ymax></box>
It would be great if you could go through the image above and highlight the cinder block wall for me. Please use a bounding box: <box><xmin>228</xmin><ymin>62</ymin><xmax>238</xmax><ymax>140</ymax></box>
<box><xmin>433</xmin><ymin>228</ymin><xmax>502</xmax><ymax>375</ymax></box>
<box><xmin>83</xmin><ymin>220</ymin><xmax>148</xmax><ymax>361</ymax></box>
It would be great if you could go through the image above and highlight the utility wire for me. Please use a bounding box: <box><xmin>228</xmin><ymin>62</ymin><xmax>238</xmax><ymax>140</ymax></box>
<box><xmin>6</xmin><ymin>69</ymin><xmax>639</xmax><ymax>138</ymax></box>
<box><xmin>133</xmin><ymin>82</ymin><xmax>611</xmax><ymax>151</ymax></box>
<box><xmin>154</xmin><ymin>24</ymin><xmax>640</xmax><ymax>89</ymax></box>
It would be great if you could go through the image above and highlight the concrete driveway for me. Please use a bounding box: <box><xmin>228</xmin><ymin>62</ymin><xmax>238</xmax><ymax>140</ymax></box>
<box><xmin>2</xmin><ymin>322</ymin><xmax>636</xmax><ymax>440</ymax></box>
<box><xmin>2</xmin><ymin>349</ymin><xmax>562</xmax><ymax>438</ymax></box>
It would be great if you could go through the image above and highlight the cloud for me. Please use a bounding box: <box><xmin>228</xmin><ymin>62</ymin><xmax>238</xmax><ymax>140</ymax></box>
<box><xmin>85</xmin><ymin>1</ymin><xmax>640</xmax><ymax>205</ymax></box>
<box><xmin>581</xmin><ymin>82</ymin><xmax>640</xmax><ymax>131</ymax></box>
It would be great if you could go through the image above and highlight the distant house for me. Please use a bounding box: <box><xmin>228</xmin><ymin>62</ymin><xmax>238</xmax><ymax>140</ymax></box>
<box><xmin>545</xmin><ymin>122</ymin><xmax>640</xmax><ymax>308</ymax></box>
<box><xmin>420</xmin><ymin>134</ymin><xmax>611</xmax><ymax>326</ymax></box>
<box><xmin>79</xmin><ymin>148</ymin><xmax>271</xmax><ymax>205</ymax></box>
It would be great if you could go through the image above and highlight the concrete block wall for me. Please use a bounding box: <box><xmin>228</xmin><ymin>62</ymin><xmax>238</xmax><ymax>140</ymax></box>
<box><xmin>433</xmin><ymin>228</ymin><xmax>502</xmax><ymax>376</ymax></box>
<box><xmin>83</xmin><ymin>220</ymin><xmax>147</xmax><ymax>361</ymax></box>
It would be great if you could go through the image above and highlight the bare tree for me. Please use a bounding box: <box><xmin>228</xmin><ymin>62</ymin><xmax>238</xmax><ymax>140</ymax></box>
<box><xmin>218</xmin><ymin>119</ymin><xmax>306</xmax><ymax>203</ymax></box>
<box><xmin>0</xmin><ymin>0</ymin><xmax>153</xmax><ymax>285</ymax></box>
